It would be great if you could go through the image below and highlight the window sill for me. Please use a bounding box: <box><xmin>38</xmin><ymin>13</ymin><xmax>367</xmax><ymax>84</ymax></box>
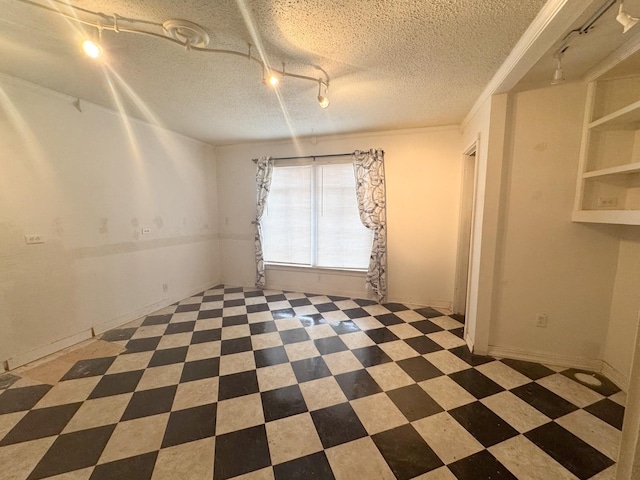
<box><xmin>265</xmin><ymin>263</ymin><xmax>367</xmax><ymax>277</ymax></box>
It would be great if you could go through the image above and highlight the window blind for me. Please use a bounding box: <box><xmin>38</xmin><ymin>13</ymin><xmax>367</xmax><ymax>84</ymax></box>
<box><xmin>262</xmin><ymin>162</ymin><xmax>373</xmax><ymax>270</ymax></box>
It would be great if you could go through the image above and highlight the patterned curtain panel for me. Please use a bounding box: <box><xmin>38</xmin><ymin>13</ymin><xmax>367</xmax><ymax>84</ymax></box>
<box><xmin>353</xmin><ymin>149</ymin><xmax>387</xmax><ymax>301</ymax></box>
<box><xmin>254</xmin><ymin>156</ymin><xmax>274</xmax><ymax>288</ymax></box>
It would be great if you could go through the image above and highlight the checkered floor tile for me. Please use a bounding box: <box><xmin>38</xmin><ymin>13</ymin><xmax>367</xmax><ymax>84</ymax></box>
<box><xmin>0</xmin><ymin>285</ymin><xmax>625</xmax><ymax>479</ymax></box>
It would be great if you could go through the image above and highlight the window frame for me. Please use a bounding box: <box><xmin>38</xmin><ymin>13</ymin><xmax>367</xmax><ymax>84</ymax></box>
<box><xmin>262</xmin><ymin>157</ymin><xmax>372</xmax><ymax>272</ymax></box>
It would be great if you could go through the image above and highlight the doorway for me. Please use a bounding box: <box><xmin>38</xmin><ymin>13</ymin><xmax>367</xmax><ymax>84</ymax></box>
<box><xmin>453</xmin><ymin>145</ymin><xmax>478</xmax><ymax>322</ymax></box>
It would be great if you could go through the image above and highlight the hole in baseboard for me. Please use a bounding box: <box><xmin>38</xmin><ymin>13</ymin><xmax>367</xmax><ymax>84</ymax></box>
<box><xmin>574</xmin><ymin>372</ymin><xmax>603</xmax><ymax>387</ymax></box>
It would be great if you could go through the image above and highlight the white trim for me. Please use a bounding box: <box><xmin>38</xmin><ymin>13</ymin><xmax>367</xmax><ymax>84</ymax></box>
<box><xmin>265</xmin><ymin>263</ymin><xmax>367</xmax><ymax>278</ymax></box>
<box><xmin>584</xmin><ymin>30</ymin><xmax>640</xmax><ymax>82</ymax></box>
<box><xmin>93</xmin><ymin>279</ymin><xmax>219</xmax><ymax>335</ymax></box>
<box><xmin>573</xmin><ymin>81</ymin><xmax>596</xmax><ymax>214</ymax></box>
<box><xmin>461</xmin><ymin>0</ymin><xmax>592</xmax><ymax>130</ymax></box>
<box><xmin>465</xmin><ymin>332</ymin><xmax>475</xmax><ymax>354</ymax></box>
<box><xmin>453</xmin><ymin>144</ymin><xmax>479</xmax><ymax>315</ymax></box>
<box><xmin>413</xmin><ymin>299</ymin><xmax>452</xmax><ymax>311</ymax></box>
<box><xmin>601</xmin><ymin>360</ymin><xmax>629</xmax><ymax>392</ymax></box>
<box><xmin>264</xmin><ymin>280</ymin><xmax>370</xmax><ymax>301</ymax></box>
<box><xmin>488</xmin><ymin>345</ymin><xmax>603</xmax><ymax>371</ymax></box>
<box><xmin>6</xmin><ymin>329</ymin><xmax>93</xmax><ymax>371</ymax></box>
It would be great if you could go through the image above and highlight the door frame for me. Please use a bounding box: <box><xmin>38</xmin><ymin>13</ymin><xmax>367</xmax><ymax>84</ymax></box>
<box><xmin>453</xmin><ymin>141</ymin><xmax>479</xmax><ymax>318</ymax></box>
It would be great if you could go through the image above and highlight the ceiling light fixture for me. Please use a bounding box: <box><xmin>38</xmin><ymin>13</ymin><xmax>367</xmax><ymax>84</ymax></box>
<box><xmin>82</xmin><ymin>24</ymin><xmax>103</xmax><ymax>59</ymax></box>
<box><xmin>268</xmin><ymin>74</ymin><xmax>279</xmax><ymax>87</ymax></box>
<box><xmin>81</xmin><ymin>38</ymin><xmax>102</xmax><ymax>59</ymax></box>
<box><xmin>551</xmin><ymin>54</ymin><xmax>565</xmax><ymax>85</ymax></box>
<box><xmin>616</xmin><ymin>1</ymin><xmax>639</xmax><ymax>33</ymax></box>
<box><xmin>548</xmin><ymin>0</ymin><xmax>624</xmax><ymax>85</ymax></box>
<box><xmin>19</xmin><ymin>0</ymin><xmax>331</xmax><ymax>107</ymax></box>
<box><xmin>317</xmin><ymin>80</ymin><xmax>330</xmax><ymax>109</ymax></box>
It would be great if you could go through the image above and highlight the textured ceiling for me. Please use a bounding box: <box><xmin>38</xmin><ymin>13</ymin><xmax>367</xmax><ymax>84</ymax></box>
<box><xmin>0</xmin><ymin>0</ymin><xmax>548</xmax><ymax>144</ymax></box>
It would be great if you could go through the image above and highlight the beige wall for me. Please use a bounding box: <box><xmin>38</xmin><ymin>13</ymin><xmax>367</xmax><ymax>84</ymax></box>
<box><xmin>0</xmin><ymin>74</ymin><xmax>221</xmax><ymax>368</ymax></box>
<box><xmin>216</xmin><ymin>127</ymin><xmax>462</xmax><ymax>307</ymax></box>
<box><xmin>604</xmin><ymin>232</ymin><xmax>640</xmax><ymax>386</ymax></box>
<box><xmin>489</xmin><ymin>81</ymin><xmax>621</xmax><ymax>367</ymax></box>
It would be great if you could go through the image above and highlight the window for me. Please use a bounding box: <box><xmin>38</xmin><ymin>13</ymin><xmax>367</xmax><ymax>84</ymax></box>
<box><xmin>262</xmin><ymin>161</ymin><xmax>373</xmax><ymax>270</ymax></box>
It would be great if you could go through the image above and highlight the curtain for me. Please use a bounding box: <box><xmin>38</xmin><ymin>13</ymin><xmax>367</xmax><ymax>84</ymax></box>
<box><xmin>254</xmin><ymin>156</ymin><xmax>274</xmax><ymax>288</ymax></box>
<box><xmin>353</xmin><ymin>149</ymin><xmax>387</xmax><ymax>301</ymax></box>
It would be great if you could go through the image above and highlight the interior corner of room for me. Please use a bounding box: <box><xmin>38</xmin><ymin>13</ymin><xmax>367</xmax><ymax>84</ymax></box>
<box><xmin>2</xmin><ymin>0</ymin><xmax>640</xmax><ymax>473</ymax></box>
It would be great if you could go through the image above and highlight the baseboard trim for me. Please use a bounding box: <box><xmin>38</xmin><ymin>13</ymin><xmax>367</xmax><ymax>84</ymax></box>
<box><xmin>265</xmin><ymin>282</ymin><xmax>374</xmax><ymax>302</ymax></box>
<box><xmin>465</xmin><ymin>333</ymin><xmax>476</xmax><ymax>354</ymax></box>
<box><xmin>93</xmin><ymin>279</ymin><xmax>221</xmax><ymax>335</ymax></box>
<box><xmin>263</xmin><ymin>280</ymin><xmax>452</xmax><ymax>310</ymax></box>
<box><xmin>4</xmin><ymin>278</ymin><xmax>221</xmax><ymax>372</ymax></box>
<box><xmin>6</xmin><ymin>328</ymin><xmax>93</xmax><ymax>371</ymax></box>
<box><xmin>601</xmin><ymin>361</ymin><xmax>629</xmax><ymax>392</ymax></box>
<box><xmin>488</xmin><ymin>345</ymin><xmax>603</xmax><ymax>371</ymax></box>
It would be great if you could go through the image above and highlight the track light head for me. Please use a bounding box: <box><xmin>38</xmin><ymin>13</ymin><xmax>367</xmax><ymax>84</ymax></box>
<box><xmin>551</xmin><ymin>56</ymin><xmax>565</xmax><ymax>85</ymax></box>
<box><xmin>617</xmin><ymin>3</ymin><xmax>639</xmax><ymax>33</ymax></box>
<box><xmin>317</xmin><ymin>95</ymin><xmax>330</xmax><ymax>109</ymax></box>
<box><xmin>317</xmin><ymin>81</ymin><xmax>330</xmax><ymax>108</ymax></box>
<box><xmin>82</xmin><ymin>39</ymin><xmax>102</xmax><ymax>59</ymax></box>
<box><xmin>267</xmin><ymin>74</ymin><xmax>279</xmax><ymax>87</ymax></box>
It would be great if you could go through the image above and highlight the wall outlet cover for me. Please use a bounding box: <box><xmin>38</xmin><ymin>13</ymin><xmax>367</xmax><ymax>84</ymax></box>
<box><xmin>536</xmin><ymin>313</ymin><xmax>548</xmax><ymax>328</ymax></box>
<box><xmin>596</xmin><ymin>197</ymin><xmax>618</xmax><ymax>209</ymax></box>
<box><xmin>24</xmin><ymin>234</ymin><xmax>45</xmax><ymax>244</ymax></box>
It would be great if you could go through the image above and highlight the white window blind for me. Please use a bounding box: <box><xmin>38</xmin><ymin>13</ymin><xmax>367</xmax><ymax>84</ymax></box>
<box><xmin>262</xmin><ymin>161</ymin><xmax>373</xmax><ymax>270</ymax></box>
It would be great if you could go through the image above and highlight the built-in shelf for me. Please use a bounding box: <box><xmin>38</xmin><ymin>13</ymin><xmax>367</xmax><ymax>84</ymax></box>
<box><xmin>573</xmin><ymin>59</ymin><xmax>640</xmax><ymax>226</ymax></box>
<box><xmin>583</xmin><ymin>162</ymin><xmax>640</xmax><ymax>179</ymax></box>
<box><xmin>572</xmin><ymin>209</ymin><xmax>640</xmax><ymax>225</ymax></box>
<box><xmin>589</xmin><ymin>99</ymin><xmax>640</xmax><ymax>131</ymax></box>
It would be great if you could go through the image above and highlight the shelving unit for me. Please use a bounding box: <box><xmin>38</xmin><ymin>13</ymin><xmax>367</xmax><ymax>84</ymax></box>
<box><xmin>572</xmin><ymin>55</ymin><xmax>640</xmax><ymax>225</ymax></box>
<box><xmin>588</xmin><ymin>100</ymin><xmax>640</xmax><ymax>130</ymax></box>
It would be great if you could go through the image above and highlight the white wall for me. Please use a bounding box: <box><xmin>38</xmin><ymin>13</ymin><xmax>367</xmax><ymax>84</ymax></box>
<box><xmin>216</xmin><ymin>127</ymin><xmax>462</xmax><ymax>307</ymax></box>
<box><xmin>489</xmin><ymin>81</ymin><xmax>621</xmax><ymax>368</ymax></box>
<box><xmin>603</xmin><ymin>232</ymin><xmax>640</xmax><ymax>386</ymax></box>
<box><xmin>0</xmin><ymin>74</ymin><xmax>221</xmax><ymax>368</ymax></box>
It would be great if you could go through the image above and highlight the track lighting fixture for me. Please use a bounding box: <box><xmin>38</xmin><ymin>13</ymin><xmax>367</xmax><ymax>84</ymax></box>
<box><xmin>267</xmin><ymin>73</ymin><xmax>279</xmax><ymax>87</ymax></box>
<box><xmin>616</xmin><ymin>1</ymin><xmax>639</xmax><ymax>33</ymax></box>
<box><xmin>81</xmin><ymin>39</ymin><xmax>102</xmax><ymax>59</ymax></box>
<box><xmin>548</xmin><ymin>0</ymin><xmax>636</xmax><ymax>86</ymax></box>
<box><xmin>82</xmin><ymin>25</ymin><xmax>102</xmax><ymax>59</ymax></box>
<box><xmin>19</xmin><ymin>0</ymin><xmax>331</xmax><ymax>108</ymax></box>
<box><xmin>551</xmin><ymin>55</ymin><xmax>565</xmax><ymax>85</ymax></box>
<box><xmin>317</xmin><ymin>81</ymin><xmax>330</xmax><ymax>109</ymax></box>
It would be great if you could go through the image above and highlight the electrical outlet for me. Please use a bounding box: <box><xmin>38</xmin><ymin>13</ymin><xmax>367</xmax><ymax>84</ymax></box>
<box><xmin>24</xmin><ymin>234</ymin><xmax>45</xmax><ymax>244</ymax></box>
<box><xmin>142</xmin><ymin>228</ymin><xmax>151</xmax><ymax>235</ymax></box>
<box><xmin>162</xmin><ymin>283</ymin><xmax>168</xmax><ymax>293</ymax></box>
<box><xmin>536</xmin><ymin>313</ymin><xmax>548</xmax><ymax>328</ymax></box>
<box><xmin>597</xmin><ymin>197</ymin><xmax>618</xmax><ymax>208</ymax></box>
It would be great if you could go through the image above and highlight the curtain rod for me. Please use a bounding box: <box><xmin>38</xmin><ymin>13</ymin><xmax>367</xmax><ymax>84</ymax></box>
<box><xmin>251</xmin><ymin>150</ymin><xmax>384</xmax><ymax>163</ymax></box>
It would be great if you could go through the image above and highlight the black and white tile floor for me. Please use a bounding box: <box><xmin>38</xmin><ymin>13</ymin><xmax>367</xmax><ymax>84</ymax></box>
<box><xmin>0</xmin><ymin>285</ymin><xmax>625</xmax><ymax>479</ymax></box>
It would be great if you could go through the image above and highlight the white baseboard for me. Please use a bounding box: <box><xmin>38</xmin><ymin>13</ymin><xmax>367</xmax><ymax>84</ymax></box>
<box><xmin>488</xmin><ymin>345</ymin><xmax>603</xmax><ymax>371</ymax></box>
<box><xmin>4</xmin><ymin>278</ymin><xmax>220</xmax><ymax>372</ymax></box>
<box><xmin>93</xmin><ymin>279</ymin><xmax>220</xmax><ymax>335</ymax></box>
<box><xmin>404</xmin><ymin>299</ymin><xmax>452</xmax><ymax>311</ymax></box>
<box><xmin>261</xmin><ymin>280</ymin><xmax>452</xmax><ymax>311</ymax></box>
<box><xmin>465</xmin><ymin>332</ymin><xmax>476</xmax><ymax>353</ymax></box>
<box><xmin>264</xmin><ymin>281</ymin><xmax>374</xmax><ymax>302</ymax></box>
<box><xmin>6</xmin><ymin>328</ymin><xmax>93</xmax><ymax>371</ymax></box>
<box><xmin>601</xmin><ymin>361</ymin><xmax>629</xmax><ymax>392</ymax></box>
